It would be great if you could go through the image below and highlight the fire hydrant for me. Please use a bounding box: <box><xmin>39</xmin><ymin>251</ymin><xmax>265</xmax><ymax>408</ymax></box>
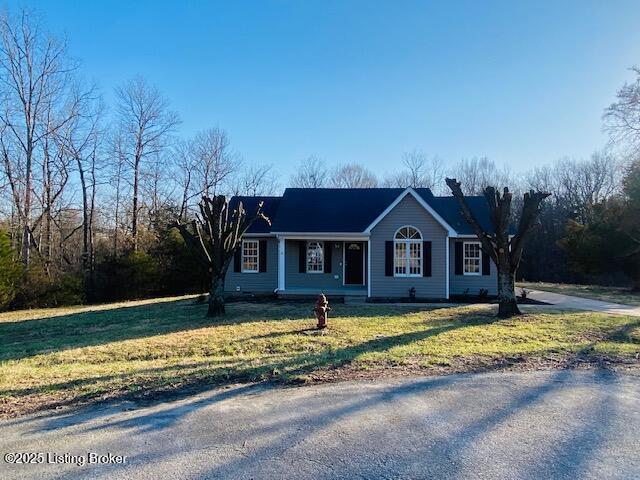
<box><xmin>313</xmin><ymin>293</ymin><xmax>331</xmax><ymax>329</ymax></box>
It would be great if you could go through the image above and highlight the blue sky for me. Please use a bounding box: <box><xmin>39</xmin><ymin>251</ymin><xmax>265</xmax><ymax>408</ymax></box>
<box><xmin>7</xmin><ymin>0</ymin><xmax>640</xmax><ymax>177</ymax></box>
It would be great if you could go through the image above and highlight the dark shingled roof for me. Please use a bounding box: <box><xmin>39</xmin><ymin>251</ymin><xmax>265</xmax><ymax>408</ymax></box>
<box><xmin>228</xmin><ymin>196</ymin><xmax>281</xmax><ymax>234</ymax></box>
<box><xmin>230</xmin><ymin>188</ymin><xmax>498</xmax><ymax>235</ymax></box>
<box><xmin>429</xmin><ymin>195</ymin><xmax>494</xmax><ymax>234</ymax></box>
<box><xmin>271</xmin><ymin>188</ymin><xmax>407</xmax><ymax>232</ymax></box>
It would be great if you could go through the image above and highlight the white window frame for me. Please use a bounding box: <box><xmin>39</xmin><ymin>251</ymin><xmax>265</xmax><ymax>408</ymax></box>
<box><xmin>241</xmin><ymin>239</ymin><xmax>259</xmax><ymax>273</ymax></box>
<box><xmin>463</xmin><ymin>241</ymin><xmax>482</xmax><ymax>276</ymax></box>
<box><xmin>306</xmin><ymin>241</ymin><xmax>324</xmax><ymax>273</ymax></box>
<box><xmin>393</xmin><ymin>226</ymin><xmax>423</xmax><ymax>278</ymax></box>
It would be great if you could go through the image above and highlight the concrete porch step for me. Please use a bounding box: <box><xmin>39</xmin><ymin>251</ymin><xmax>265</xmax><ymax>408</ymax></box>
<box><xmin>343</xmin><ymin>295</ymin><xmax>368</xmax><ymax>305</ymax></box>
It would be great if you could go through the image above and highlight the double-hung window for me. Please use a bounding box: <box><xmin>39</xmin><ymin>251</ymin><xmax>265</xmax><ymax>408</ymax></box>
<box><xmin>463</xmin><ymin>242</ymin><xmax>481</xmax><ymax>275</ymax></box>
<box><xmin>242</xmin><ymin>240</ymin><xmax>259</xmax><ymax>273</ymax></box>
<box><xmin>394</xmin><ymin>226</ymin><xmax>422</xmax><ymax>277</ymax></box>
<box><xmin>306</xmin><ymin>241</ymin><xmax>324</xmax><ymax>273</ymax></box>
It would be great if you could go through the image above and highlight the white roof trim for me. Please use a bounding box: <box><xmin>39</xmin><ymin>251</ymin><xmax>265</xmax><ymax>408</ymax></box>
<box><xmin>364</xmin><ymin>187</ymin><xmax>456</xmax><ymax>236</ymax></box>
<box><xmin>273</xmin><ymin>232</ymin><xmax>369</xmax><ymax>240</ymax></box>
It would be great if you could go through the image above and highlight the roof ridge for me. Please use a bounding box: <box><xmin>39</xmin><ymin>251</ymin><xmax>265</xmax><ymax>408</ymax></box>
<box><xmin>284</xmin><ymin>187</ymin><xmax>406</xmax><ymax>191</ymax></box>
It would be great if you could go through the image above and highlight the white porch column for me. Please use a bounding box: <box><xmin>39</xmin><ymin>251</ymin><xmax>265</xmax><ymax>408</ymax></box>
<box><xmin>278</xmin><ymin>236</ymin><xmax>285</xmax><ymax>291</ymax></box>
<box><xmin>367</xmin><ymin>238</ymin><xmax>372</xmax><ymax>298</ymax></box>
<box><xmin>445</xmin><ymin>235</ymin><xmax>450</xmax><ymax>299</ymax></box>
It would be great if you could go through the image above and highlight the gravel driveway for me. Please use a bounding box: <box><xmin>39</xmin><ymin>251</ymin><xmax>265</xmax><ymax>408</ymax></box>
<box><xmin>1</xmin><ymin>370</ymin><xmax>639</xmax><ymax>479</ymax></box>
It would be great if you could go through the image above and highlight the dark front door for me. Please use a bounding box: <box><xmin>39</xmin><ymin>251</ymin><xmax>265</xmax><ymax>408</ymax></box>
<box><xmin>344</xmin><ymin>242</ymin><xmax>364</xmax><ymax>285</ymax></box>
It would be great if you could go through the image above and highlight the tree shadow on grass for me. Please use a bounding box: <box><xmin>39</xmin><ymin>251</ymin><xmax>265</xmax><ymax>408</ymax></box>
<box><xmin>0</xmin><ymin>300</ymin><xmax>437</xmax><ymax>362</ymax></box>
<box><xmin>0</xmin><ymin>300</ymin><xmax>211</xmax><ymax>362</ymax></box>
<box><xmin>606</xmin><ymin>319</ymin><xmax>640</xmax><ymax>344</ymax></box>
<box><xmin>3</xmin><ymin>309</ymin><xmax>497</xmax><ymax>422</ymax></box>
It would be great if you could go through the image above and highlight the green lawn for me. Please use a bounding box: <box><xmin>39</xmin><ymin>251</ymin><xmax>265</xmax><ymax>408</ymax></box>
<box><xmin>519</xmin><ymin>282</ymin><xmax>640</xmax><ymax>306</ymax></box>
<box><xmin>0</xmin><ymin>298</ymin><xmax>638</xmax><ymax>417</ymax></box>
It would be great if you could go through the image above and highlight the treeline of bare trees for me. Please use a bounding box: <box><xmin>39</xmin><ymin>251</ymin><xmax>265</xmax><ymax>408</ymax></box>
<box><xmin>0</xmin><ymin>9</ymin><xmax>280</xmax><ymax>308</ymax></box>
<box><xmin>290</xmin><ymin>149</ymin><xmax>623</xmax><ymax>198</ymax></box>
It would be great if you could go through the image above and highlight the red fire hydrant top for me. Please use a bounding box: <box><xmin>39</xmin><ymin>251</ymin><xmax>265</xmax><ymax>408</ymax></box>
<box><xmin>313</xmin><ymin>293</ymin><xmax>331</xmax><ymax>329</ymax></box>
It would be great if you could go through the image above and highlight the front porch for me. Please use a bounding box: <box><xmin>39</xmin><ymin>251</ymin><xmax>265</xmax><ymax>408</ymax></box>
<box><xmin>277</xmin><ymin>235</ymin><xmax>370</xmax><ymax>297</ymax></box>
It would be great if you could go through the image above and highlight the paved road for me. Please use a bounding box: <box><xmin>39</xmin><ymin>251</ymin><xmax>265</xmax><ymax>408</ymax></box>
<box><xmin>526</xmin><ymin>289</ymin><xmax>640</xmax><ymax>316</ymax></box>
<box><xmin>1</xmin><ymin>371</ymin><xmax>638</xmax><ymax>479</ymax></box>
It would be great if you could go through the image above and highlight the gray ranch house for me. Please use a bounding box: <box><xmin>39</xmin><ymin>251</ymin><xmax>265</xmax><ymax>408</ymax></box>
<box><xmin>226</xmin><ymin>187</ymin><xmax>497</xmax><ymax>301</ymax></box>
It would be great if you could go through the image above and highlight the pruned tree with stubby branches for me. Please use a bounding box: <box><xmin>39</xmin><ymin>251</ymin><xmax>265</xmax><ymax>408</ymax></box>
<box><xmin>446</xmin><ymin>178</ymin><xmax>551</xmax><ymax>318</ymax></box>
<box><xmin>175</xmin><ymin>195</ymin><xmax>269</xmax><ymax>316</ymax></box>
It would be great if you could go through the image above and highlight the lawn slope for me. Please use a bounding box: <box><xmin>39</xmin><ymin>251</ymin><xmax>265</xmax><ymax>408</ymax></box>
<box><xmin>1</xmin><ymin>298</ymin><xmax>638</xmax><ymax>417</ymax></box>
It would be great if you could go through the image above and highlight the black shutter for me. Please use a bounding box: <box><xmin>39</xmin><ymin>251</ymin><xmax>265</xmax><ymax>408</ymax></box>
<box><xmin>298</xmin><ymin>241</ymin><xmax>307</xmax><ymax>273</ymax></box>
<box><xmin>423</xmin><ymin>241</ymin><xmax>432</xmax><ymax>277</ymax></box>
<box><xmin>259</xmin><ymin>240</ymin><xmax>267</xmax><ymax>273</ymax></box>
<box><xmin>234</xmin><ymin>246</ymin><xmax>242</xmax><ymax>273</ymax></box>
<box><xmin>324</xmin><ymin>242</ymin><xmax>332</xmax><ymax>273</ymax></box>
<box><xmin>385</xmin><ymin>241</ymin><xmax>394</xmax><ymax>276</ymax></box>
<box><xmin>454</xmin><ymin>241</ymin><xmax>463</xmax><ymax>275</ymax></box>
<box><xmin>482</xmin><ymin>248</ymin><xmax>490</xmax><ymax>276</ymax></box>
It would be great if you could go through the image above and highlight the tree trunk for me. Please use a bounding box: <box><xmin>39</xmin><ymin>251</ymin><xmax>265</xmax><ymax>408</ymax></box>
<box><xmin>208</xmin><ymin>275</ymin><xmax>226</xmax><ymax>317</ymax></box>
<box><xmin>113</xmin><ymin>161</ymin><xmax>122</xmax><ymax>257</ymax></box>
<box><xmin>78</xmin><ymin>158</ymin><xmax>90</xmax><ymax>275</ymax></box>
<box><xmin>497</xmin><ymin>269</ymin><xmax>521</xmax><ymax>318</ymax></box>
<box><xmin>22</xmin><ymin>148</ymin><xmax>32</xmax><ymax>267</ymax></box>
<box><xmin>43</xmin><ymin>154</ymin><xmax>52</xmax><ymax>275</ymax></box>
<box><xmin>132</xmin><ymin>156</ymin><xmax>140</xmax><ymax>252</ymax></box>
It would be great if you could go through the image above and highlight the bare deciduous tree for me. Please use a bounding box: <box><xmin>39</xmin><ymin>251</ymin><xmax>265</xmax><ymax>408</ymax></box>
<box><xmin>108</xmin><ymin>131</ymin><xmax>128</xmax><ymax>256</ymax></box>
<box><xmin>57</xmin><ymin>85</ymin><xmax>103</xmax><ymax>280</ymax></box>
<box><xmin>383</xmin><ymin>151</ymin><xmax>445</xmax><ymax>192</ymax></box>
<box><xmin>450</xmin><ymin>157</ymin><xmax>512</xmax><ymax>195</ymax></box>
<box><xmin>446</xmin><ymin>178</ymin><xmax>550</xmax><ymax>318</ymax></box>
<box><xmin>0</xmin><ymin>9</ymin><xmax>79</xmax><ymax>266</ymax></box>
<box><xmin>173</xmin><ymin>140</ymin><xmax>194</xmax><ymax>223</ymax></box>
<box><xmin>526</xmin><ymin>152</ymin><xmax>621</xmax><ymax>223</ymax></box>
<box><xmin>172</xmin><ymin>128</ymin><xmax>239</xmax><ymax>221</ymax></box>
<box><xmin>175</xmin><ymin>195</ymin><xmax>269</xmax><ymax>316</ymax></box>
<box><xmin>290</xmin><ymin>155</ymin><xmax>327</xmax><ymax>188</ymax></box>
<box><xmin>604</xmin><ymin>66</ymin><xmax>640</xmax><ymax>155</ymax></box>
<box><xmin>232</xmin><ymin>163</ymin><xmax>279</xmax><ymax>196</ymax></box>
<box><xmin>114</xmin><ymin>76</ymin><xmax>180</xmax><ymax>251</ymax></box>
<box><xmin>330</xmin><ymin>163</ymin><xmax>378</xmax><ymax>188</ymax></box>
<box><xmin>190</xmin><ymin>127</ymin><xmax>238</xmax><ymax>198</ymax></box>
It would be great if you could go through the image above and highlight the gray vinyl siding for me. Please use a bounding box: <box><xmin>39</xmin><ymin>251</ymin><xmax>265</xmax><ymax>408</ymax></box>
<box><xmin>370</xmin><ymin>195</ymin><xmax>448</xmax><ymax>299</ymax></box>
<box><xmin>285</xmin><ymin>240</ymin><xmax>367</xmax><ymax>290</ymax></box>
<box><xmin>449</xmin><ymin>238</ymin><xmax>497</xmax><ymax>295</ymax></box>
<box><xmin>225</xmin><ymin>237</ymin><xmax>278</xmax><ymax>294</ymax></box>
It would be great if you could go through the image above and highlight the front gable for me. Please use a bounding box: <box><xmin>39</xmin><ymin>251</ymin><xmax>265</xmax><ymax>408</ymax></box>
<box><xmin>369</xmin><ymin>194</ymin><xmax>448</xmax><ymax>238</ymax></box>
<box><xmin>365</xmin><ymin>188</ymin><xmax>456</xmax><ymax>236</ymax></box>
